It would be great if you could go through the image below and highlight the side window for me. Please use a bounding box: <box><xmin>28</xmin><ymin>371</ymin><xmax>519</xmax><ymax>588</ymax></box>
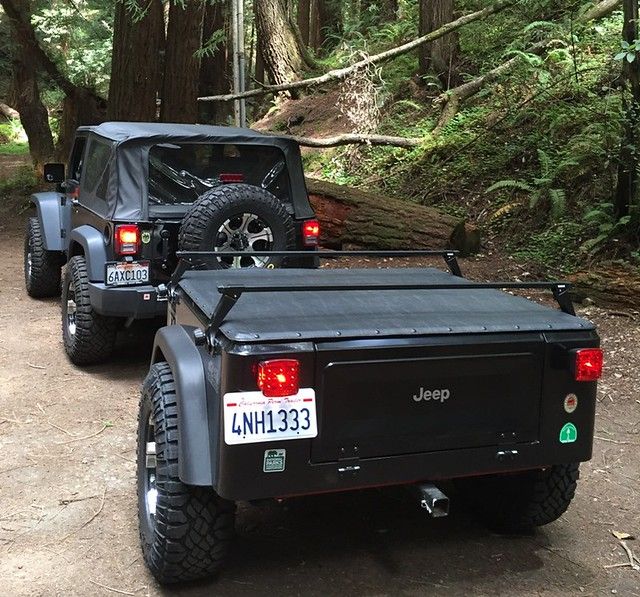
<box><xmin>68</xmin><ymin>137</ymin><xmax>87</xmax><ymax>181</ymax></box>
<box><xmin>82</xmin><ymin>139</ymin><xmax>113</xmax><ymax>199</ymax></box>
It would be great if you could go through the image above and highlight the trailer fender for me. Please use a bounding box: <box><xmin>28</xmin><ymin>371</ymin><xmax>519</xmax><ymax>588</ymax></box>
<box><xmin>68</xmin><ymin>225</ymin><xmax>107</xmax><ymax>282</ymax></box>
<box><xmin>151</xmin><ymin>325</ymin><xmax>214</xmax><ymax>487</ymax></box>
<box><xmin>30</xmin><ymin>192</ymin><xmax>66</xmax><ymax>252</ymax></box>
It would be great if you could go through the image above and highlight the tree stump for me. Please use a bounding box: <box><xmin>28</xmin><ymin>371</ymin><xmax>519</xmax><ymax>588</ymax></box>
<box><xmin>306</xmin><ymin>177</ymin><xmax>480</xmax><ymax>255</ymax></box>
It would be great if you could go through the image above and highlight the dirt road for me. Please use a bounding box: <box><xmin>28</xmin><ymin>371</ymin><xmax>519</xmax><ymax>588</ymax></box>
<box><xmin>1</xmin><ymin>215</ymin><xmax>639</xmax><ymax>596</ymax></box>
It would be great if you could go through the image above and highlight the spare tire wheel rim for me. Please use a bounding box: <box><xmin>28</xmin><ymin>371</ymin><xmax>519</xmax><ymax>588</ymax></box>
<box><xmin>215</xmin><ymin>212</ymin><xmax>274</xmax><ymax>268</ymax></box>
<box><xmin>66</xmin><ymin>282</ymin><xmax>77</xmax><ymax>336</ymax></box>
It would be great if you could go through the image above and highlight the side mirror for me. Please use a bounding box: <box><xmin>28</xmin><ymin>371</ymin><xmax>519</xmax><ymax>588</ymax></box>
<box><xmin>43</xmin><ymin>163</ymin><xmax>65</xmax><ymax>184</ymax></box>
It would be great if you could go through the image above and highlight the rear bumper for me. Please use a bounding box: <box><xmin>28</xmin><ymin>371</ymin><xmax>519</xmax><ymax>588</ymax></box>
<box><xmin>88</xmin><ymin>282</ymin><xmax>167</xmax><ymax>318</ymax></box>
<box><xmin>214</xmin><ymin>434</ymin><xmax>595</xmax><ymax>502</ymax></box>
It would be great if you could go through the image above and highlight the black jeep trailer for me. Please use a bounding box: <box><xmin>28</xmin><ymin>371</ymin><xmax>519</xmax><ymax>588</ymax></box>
<box><xmin>137</xmin><ymin>251</ymin><xmax>602</xmax><ymax>584</ymax></box>
<box><xmin>24</xmin><ymin>122</ymin><xmax>319</xmax><ymax>365</ymax></box>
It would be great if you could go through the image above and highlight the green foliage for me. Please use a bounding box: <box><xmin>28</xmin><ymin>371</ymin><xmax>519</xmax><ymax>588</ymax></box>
<box><xmin>614</xmin><ymin>39</ymin><xmax>640</xmax><ymax>63</ymax></box>
<box><xmin>0</xmin><ymin>165</ymin><xmax>37</xmax><ymax>199</ymax></box>
<box><xmin>0</xmin><ymin>120</ymin><xmax>28</xmax><ymax>155</ymax></box>
<box><xmin>512</xmin><ymin>222</ymin><xmax>584</xmax><ymax>272</ymax></box>
<box><xmin>581</xmin><ymin>203</ymin><xmax>634</xmax><ymax>255</ymax></box>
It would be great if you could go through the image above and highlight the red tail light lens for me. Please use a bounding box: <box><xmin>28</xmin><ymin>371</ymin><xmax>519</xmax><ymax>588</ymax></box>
<box><xmin>257</xmin><ymin>359</ymin><xmax>300</xmax><ymax>397</ymax></box>
<box><xmin>219</xmin><ymin>173</ymin><xmax>244</xmax><ymax>183</ymax></box>
<box><xmin>115</xmin><ymin>224</ymin><xmax>140</xmax><ymax>256</ymax></box>
<box><xmin>302</xmin><ymin>219</ymin><xmax>320</xmax><ymax>247</ymax></box>
<box><xmin>574</xmin><ymin>348</ymin><xmax>603</xmax><ymax>381</ymax></box>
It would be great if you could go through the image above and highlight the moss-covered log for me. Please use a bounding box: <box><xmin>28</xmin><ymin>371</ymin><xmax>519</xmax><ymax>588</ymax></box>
<box><xmin>306</xmin><ymin>177</ymin><xmax>480</xmax><ymax>255</ymax></box>
<box><xmin>570</xmin><ymin>264</ymin><xmax>640</xmax><ymax>310</ymax></box>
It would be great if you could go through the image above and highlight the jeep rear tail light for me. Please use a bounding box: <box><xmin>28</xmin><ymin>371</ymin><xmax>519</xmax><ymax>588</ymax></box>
<box><xmin>115</xmin><ymin>224</ymin><xmax>140</xmax><ymax>256</ymax></box>
<box><xmin>302</xmin><ymin>219</ymin><xmax>320</xmax><ymax>247</ymax></box>
<box><xmin>257</xmin><ymin>359</ymin><xmax>300</xmax><ymax>397</ymax></box>
<box><xmin>220</xmin><ymin>173</ymin><xmax>244</xmax><ymax>183</ymax></box>
<box><xmin>574</xmin><ymin>348</ymin><xmax>603</xmax><ymax>381</ymax></box>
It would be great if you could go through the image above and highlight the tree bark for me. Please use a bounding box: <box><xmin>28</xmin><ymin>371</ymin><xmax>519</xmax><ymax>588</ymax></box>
<box><xmin>306</xmin><ymin>178</ymin><xmax>480</xmax><ymax>255</ymax></box>
<box><xmin>579</xmin><ymin>0</ymin><xmax>621</xmax><ymax>22</ymax></box>
<box><xmin>0</xmin><ymin>102</ymin><xmax>19</xmax><ymax>120</ymax></box>
<box><xmin>161</xmin><ymin>0</ymin><xmax>205</xmax><ymax>123</ymax></box>
<box><xmin>200</xmin><ymin>0</ymin><xmax>515</xmax><ymax>102</ymax></box>
<box><xmin>9</xmin><ymin>22</ymin><xmax>54</xmax><ymax>173</ymax></box>
<box><xmin>614</xmin><ymin>0</ymin><xmax>640</xmax><ymax>220</ymax></box>
<box><xmin>254</xmin><ymin>0</ymin><xmax>305</xmax><ymax>89</ymax></box>
<box><xmin>419</xmin><ymin>0</ymin><xmax>458</xmax><ymax>89</ymax></box>
<box><xmin>272</xmin><ymin>132</ymin><xmax>422</xmax><ymax>148</ymax></box>
<box><xmin>571</xmin><ymin>264</ymin><xmax>640</xmax><ymax>309</ymax></box>
<box><xmin>199</xmin><ymin>0</ymin><xmax>232</xmax><ymax>124</ymax></box>
<box><xmin>297</xmin><ymin>0</ymin><xmax>311</xmax><ymax>45</ymax></box>
<box><xmin>107</xmin><ymin>0</ymin><xmax>165</xmax><ymax>121</ymax></box>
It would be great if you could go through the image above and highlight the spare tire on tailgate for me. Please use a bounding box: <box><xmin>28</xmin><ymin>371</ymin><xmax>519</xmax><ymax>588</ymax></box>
<box><xmin>178</xmin><ymin>184</ymin><xmax>295</xmax><ymax>269</ymax></box>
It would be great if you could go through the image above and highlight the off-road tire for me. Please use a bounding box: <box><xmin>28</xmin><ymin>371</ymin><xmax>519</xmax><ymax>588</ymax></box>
<box><xmin>61</xmin><ymin>256</ymin><xmax>117</xmax><ymax>365</ymax></box>
<box><xmin>457</xmin><ymin>463</ymin><xmax>580</xmax><ymax>532</ymax></box>
<box><xmin>178</xmin><ymin>184</ymin><xmax>296</xmax><ymax>268</ymax></box>
<box><xmin>137</xmin><ymin>363</ymin><xmax>236</xmax><ymax>584</ymax></box>
<box><xmin>24</xmin><ymin>217</ymin><xmax>63</xmax><ymax>298</ymax></box>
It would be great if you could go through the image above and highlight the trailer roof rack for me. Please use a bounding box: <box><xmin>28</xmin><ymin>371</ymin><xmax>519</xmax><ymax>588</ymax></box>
<box><xmin>171</xmin><ymin>250</ymin><xmax>575</xmax><ymax>333</ymax></box>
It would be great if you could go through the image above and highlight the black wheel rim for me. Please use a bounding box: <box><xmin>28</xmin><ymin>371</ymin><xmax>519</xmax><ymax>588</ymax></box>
<box><xmin>214</xmin><ymin>212</ymin><xmax>274</xmax><ymax>268</ymax></box>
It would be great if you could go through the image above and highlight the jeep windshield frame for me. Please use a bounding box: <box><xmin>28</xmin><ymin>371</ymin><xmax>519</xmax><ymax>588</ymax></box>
<box><xmin>76</xmin><ymin>122</ymin><xmax>314</xmax><ymax>221</ymax></box>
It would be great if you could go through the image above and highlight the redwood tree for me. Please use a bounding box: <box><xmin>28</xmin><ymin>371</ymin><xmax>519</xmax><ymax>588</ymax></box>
<box><xmin>255</xmin><ymin>0</ymin><xmax>304</xmax><ymax>87</ymax></box>
<box><xmin>419</xmin><ymin>0</ymin><xmax>458</xmax><ymax>88</ymax></box>
<box><xmin>107</xmin><ymin>0</ymin><xmax>165</xmax><ymax>121</ymax></box>
<box><xmin>161</xmin><ymin>0</ymin><xmax>206</xmax><ymax>123</ymax></box>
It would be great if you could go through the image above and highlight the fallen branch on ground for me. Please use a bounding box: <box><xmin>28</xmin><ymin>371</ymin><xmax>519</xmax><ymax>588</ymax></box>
<box><xmin>58</xmin><ymin>423</ymin><xmax>108</xmax><ymax>445</ymax></box>
<box><xmin>275</xmin><ymin>132</ymin><xmax>423</xmax><ymax>148</ymax></box>
<box><xmin>579</xmin><ymin>0</ymin><xmax>621</xmax><ymax>22</ymax></box>
<box><xmin>199</xmin><ymin>0</ymin><xmax>516</xmax><ymax>103</ymax></box>
<box><xmin>59</xmin><ymin>486</ymin><xmax>106</xmax><ymax>543</ymax></box>
<box><xmin>88</xmin><ymin>580</ymin><xmax>135</xmax><ymax>596</ymax></box>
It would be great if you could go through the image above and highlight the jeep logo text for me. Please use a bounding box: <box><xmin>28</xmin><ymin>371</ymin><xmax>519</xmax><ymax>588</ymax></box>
<box><xmin>413</xmin><ymin>387</ymin><xmax>450</xmax><ymax>403</ymax></box>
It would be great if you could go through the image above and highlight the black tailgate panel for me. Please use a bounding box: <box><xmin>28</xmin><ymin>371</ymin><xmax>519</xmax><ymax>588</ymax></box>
<box><xmin>311</xmin><ymin>337</ymin><xmax>544</xmax><ymax>463</ymax></box>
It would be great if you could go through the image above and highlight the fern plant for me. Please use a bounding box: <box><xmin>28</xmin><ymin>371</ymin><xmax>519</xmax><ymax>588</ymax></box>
<box><xmin>485</xmin><ymin>149</ymin><xmax>576</xmax><ymax>220</ymax></box>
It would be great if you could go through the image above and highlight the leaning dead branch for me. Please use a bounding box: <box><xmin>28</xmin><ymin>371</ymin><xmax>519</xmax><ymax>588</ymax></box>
<box><xmin>198</xmin><ymin>0</ymin><xmax>516</xmax><ymax>103</ymax></box>
<box><xmin>579</xmin><ymin>0</ymin><xmax>621</xmax><ymax>22</ymax></box>
<box><xmin>275</xmin><ymin>132</ymin><xmax>423</xmax><ymax>149</ymax></box>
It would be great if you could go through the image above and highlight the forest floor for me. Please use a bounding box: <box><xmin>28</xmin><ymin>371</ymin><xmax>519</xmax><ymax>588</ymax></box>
<box><xmin>0</xmin><ymin>153</ymin><xmax>639</xmax><ymax>596</ymax></box>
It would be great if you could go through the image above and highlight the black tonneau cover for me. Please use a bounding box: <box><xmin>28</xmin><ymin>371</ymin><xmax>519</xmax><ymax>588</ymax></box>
<box><xmin>178</xmin><ymin>268</ymin><xmax>594</xmax><ymax>342</ymax></box>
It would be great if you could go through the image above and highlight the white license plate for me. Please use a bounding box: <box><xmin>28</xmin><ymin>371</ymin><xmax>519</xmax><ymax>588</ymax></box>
<box><xmin>105</xmin><ymin>261</ymin><xmax>150</xmax><ymax>286</ymax></box>
<box><xmin>223</xmin><ymin>389</ymin><xmax>317</xmax><ymax>445</ymax></box>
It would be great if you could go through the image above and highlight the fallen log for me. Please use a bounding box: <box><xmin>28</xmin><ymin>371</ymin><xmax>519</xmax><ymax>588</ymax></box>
<box><xmin>306</xmin><ymin>177</ymin><xmax>481</xmax><ymax>255</ymax></box>
<box><xmin>570</xmin><ymin>264</ymin><xmax>640</xmax><ymax>310</ymax></box>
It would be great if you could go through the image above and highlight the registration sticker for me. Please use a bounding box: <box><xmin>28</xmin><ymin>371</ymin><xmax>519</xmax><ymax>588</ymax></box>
<box><xmin>223</xmin><ymin>389</ymin><xmax>317</xmax><ymax>445</ymax></box>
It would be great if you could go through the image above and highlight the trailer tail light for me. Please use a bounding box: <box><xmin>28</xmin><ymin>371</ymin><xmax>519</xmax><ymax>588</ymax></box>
<box><xmin>574</xmin><ymin>348</ymin><xmax>603</xmax><ymax>381</ymax></box>
<box><xmin>257</xmin><ymin>359</ymin><xmax>300</xmax><ymax>397</ymax></box>
<box><xmin>115</xmin><ymin>224</ymin><xmax>140</xmax><ymax>256</ymax></box>
<box><xmin>302</xmin><ymin>219</ymin><xmax>320</xmax><ymax>247</ymax></box>
<box><xmin>220</xmin><ymin>173</ymin><xmax>244</xmax><ymax>183</ymax></box>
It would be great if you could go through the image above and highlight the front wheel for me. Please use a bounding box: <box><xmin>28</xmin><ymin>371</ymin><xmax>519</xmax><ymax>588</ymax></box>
<box><xmin>456</xmin><ymin>463</ymin><xmax>580</xmax><ymax>532</ymax></box>
<box><xmin>62</xmin><ymin>256</ymin><xmax>117</xmax><ymax>365</ymax></box>
<box><xmin>137</xmin><ymin>363</ymin><xmax>236</xmax><ymax>584</ymax></box>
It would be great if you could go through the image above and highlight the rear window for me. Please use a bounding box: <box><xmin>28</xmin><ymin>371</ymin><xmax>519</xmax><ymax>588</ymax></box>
<box><xmin>148</xmin><ymin>143</ymin><xmax>291</xmax><ymax>206</ymax></box>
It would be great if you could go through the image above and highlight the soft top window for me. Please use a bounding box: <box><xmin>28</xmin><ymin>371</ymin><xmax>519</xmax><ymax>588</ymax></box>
<box><xmin>148</xmin><ymin>143</ymin><xmax>291</xmax><ymax>207</ymax></box>
<box><xmin>82</xmin><ymin>138</ymin><xmax>112</xmax><ymax>197</ymax></box>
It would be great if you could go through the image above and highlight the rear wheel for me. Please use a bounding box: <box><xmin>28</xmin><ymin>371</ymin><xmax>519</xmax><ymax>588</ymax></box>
<box><xmin>24</xmin><ymin>217</ymin><xmax>63</xmax><ymax>298</ymax></box>
<box><xmin>457</xmin><ymin>463</ymin><xmax>580</xmax><ymax>532</ymax></box>
<box><xmin>137</xmin><ymin>362</ymin><xmax>236</xmax><ymax>584</ymax></box>
<box><xmin>62</xmin><ymin>256</ymin><xmax>117</xmax><ymax>365</ymax></box>
<box><xmin>178</xmin><ymin>184</ymin><xmax>296</xmax><ymax>269</ymax></box>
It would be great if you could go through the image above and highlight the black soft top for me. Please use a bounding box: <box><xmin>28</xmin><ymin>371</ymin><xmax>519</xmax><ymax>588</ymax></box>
<box><xmin>177</xmin><ymin>268</ymin><xmax>595</xmax><ymax>343</ymax></box>
<box><xmin>75</xmin><ymin>122</ymin><xmax>313</xmax><ymax>221</ymax></box>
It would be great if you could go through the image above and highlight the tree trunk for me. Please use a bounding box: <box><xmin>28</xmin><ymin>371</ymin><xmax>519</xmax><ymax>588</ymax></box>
<box><xmin>9</xmin><ymin>27</ymin><xmax>54</xmax><ymax>173</ymax></box>
<box><xmin>579</xmin><ymin>0</ymin><xmax>621</xmax><ymax>22</ymax></box>
<box><xmin>614</xmin><ymin>0</ymin><xmax>640</xmax><ymax>221</ymax></box>
<box><xmin>317</xmin><ymin>0</ymin><xmax>342</xmax><ymax>50</ymax></box>
<box><xmin>297</xmin><ymin>0</ymin><xmax>311</xmax><ymax>45</ymax></box>
<box><xmin>254</xmin><ymin>0</ymin><xmax>304</xmax><ymax>89</ymax></box>
<box><xmin>571</xmin><ymin>264</ymin><xmax>640</xmax><ymax>309</ymax></box>
<box><xmin>199</xmin><ymin>0</ymin><xmax>231</xmax><ymax>124</ymax></box>
<box><xmin>306</xmin><ymin>178</ymin><xmax>480</xmax><ymax>255</ymax></box>
<box><xmin>107</xmin><ymin>0</ymin><xmax>165</xmax><ymax>121</ymax></box>
<box><xmin>161</xmin><ymin>0</ymin><xmax>205</xmax><ymax>123</ymax></box>
<box><xmin>419</xmin><ymin>0</ymin><xmax>458</xmax><ymax>89</ymax></box>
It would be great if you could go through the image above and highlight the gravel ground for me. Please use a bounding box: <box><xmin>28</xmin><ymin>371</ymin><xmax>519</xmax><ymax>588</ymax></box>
<box><xmin>0</xmin><ymin>212</ymin><xmax>639</xmax><ymax>596</ymax></box>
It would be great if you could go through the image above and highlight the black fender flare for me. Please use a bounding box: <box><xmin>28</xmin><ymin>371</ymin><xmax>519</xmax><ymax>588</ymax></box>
<box><xmin>150</xmin><ymin>325</ymin><xmax>215</xmax><ymax>486</ymax></box>
<box><xmin>30</xmin><ymin>192</ymin><xmax>65</xmax><ymax>252</ymax></box>
<box><xmin>68</xmin><ymin>225</ymin><xmax>108</xmax><ymax>282</ymax></box>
